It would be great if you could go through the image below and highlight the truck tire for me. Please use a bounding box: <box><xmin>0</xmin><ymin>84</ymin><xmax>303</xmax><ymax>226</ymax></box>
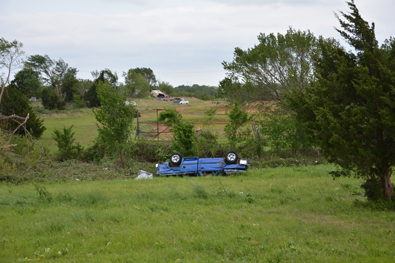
<box><xmin>170</xmin><ymin>153</ymin><xmax>182</xmax><ymax>165</ymax></box>
<box><xmin>225</xmin><ymin>151</ymin><xmax>238</xmax><ymax>164</ymax></box>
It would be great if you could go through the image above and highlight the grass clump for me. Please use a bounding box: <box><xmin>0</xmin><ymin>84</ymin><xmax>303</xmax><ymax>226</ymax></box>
<box><xmin>192</xmin><ymin>184</ymin><xmax>209</xmax><ymax>199</ymax></box>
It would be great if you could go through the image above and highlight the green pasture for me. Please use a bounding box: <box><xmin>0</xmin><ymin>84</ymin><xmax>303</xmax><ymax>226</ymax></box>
<box><xmin>35</xmin><ymin>99</ymin><xmax>231</xmax><ymax>151</ymax></box>
<box><xmin>39</xmin><ymin>111</ymin><xmax>98</xmax><ymax>153</ymax></box>
<box><xmin>1</xmin><ymin>165</ymin><xmax>394</xmax><ymax>262</ymax></box>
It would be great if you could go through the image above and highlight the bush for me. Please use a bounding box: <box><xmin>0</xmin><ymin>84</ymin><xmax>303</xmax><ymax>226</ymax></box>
<box><xmin>195</xmin><ymin>130</ymin><xmax>219</xmax><ymax>157</ymax></box>
<box><xmin>158</xmin><ymin>108</ymin><xmax>197</xmax><ymax>157</ymax></box>
<box><xmin>52</xmin><ymin>125</ymin><xmax>83</xmax><ymax>160</ymax></box>
<box><xmin>361</xmin><ymin>178</ymin><xmax>395</xmax><ymax>203</ymax></box>
<box><xmin>79</xmin><ymin>141</ymin><xmax>105</xmax><ymax>163</ymax></box>
<box><xmin>0</xmin><ymin>129</ymin><xmax>16</xmax><ymax>176</ymax></box>
<box><xmin>72</xmin><ymin>94</ymin><xmax>85</xmax><ymax>108</ymax></box>
<box><xmin>260</xmin><ymin>113</ymin><xmax>313</xmax><ymax>153</ymax></box>
<box><xmin>224</xmin><ymin>103</ymin><xmax>251</xmax><ymax>149</ymax></box>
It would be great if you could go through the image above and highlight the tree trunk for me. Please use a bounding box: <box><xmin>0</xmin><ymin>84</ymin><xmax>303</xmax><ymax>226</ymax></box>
<box><xmin>381</xmin><ymin>170</ymin><xmax>393</xmax><ymax>199</ymax></box>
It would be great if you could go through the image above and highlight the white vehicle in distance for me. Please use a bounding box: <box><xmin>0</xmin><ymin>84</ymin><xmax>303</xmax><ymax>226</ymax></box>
<box><xmin>125</xmin><ymin>101</ymin><xmax>137</xmax><ymax>106</ymax></box>
<box><xmin>172</xmin><ymin>98</ymin><xmax>189</xmax><ymax>105</ymax></box>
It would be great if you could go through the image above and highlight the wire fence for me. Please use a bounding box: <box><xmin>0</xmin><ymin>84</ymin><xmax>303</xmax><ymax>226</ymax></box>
<box><xmin>131</xmin><ymin>109</ymin><xmax>261</xmax><ymax>141</ymax></box>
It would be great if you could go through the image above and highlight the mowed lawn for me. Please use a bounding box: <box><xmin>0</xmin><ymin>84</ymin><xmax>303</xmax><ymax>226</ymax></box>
<box><xmin>1</xmin><ymin>165</ymin><xmax>394</xmax><ymax>262</ymax></box>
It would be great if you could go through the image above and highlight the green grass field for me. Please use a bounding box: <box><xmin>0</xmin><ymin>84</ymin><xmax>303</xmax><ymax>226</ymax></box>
<box><xmin>35</xmin><ymin>98</ymin><xmax>230</xmax><ymax>152</ymax></box>
<box><xmin>5</xmin><ymin>99</ymin><xmax>393</xmax><ymax>262</ymax></box>
<box><xmin>1</xmin><ymin>165</ymin><xmax>394</xmax><ymax>262</ymax></box>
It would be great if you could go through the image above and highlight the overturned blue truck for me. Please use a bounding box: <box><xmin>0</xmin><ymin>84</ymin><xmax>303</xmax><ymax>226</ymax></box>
<box><xmin>156</xmin><ymin>151</ymin><xmax>250</xmax><ymax>176</ymax></box>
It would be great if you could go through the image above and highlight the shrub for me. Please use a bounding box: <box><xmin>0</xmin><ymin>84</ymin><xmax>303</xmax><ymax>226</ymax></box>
<box><xmin>155</xmin><ymin>141</ymin><xmax>172</xmax><ymax>163</ymax></box>
<box><xmin>158</xmin><ymin>108</ymin><xmax>197</xmax><ymax>157</ymax></box>
<box><xmin>72</xmin><ymin>94</ymin><xmax>85</xmax><ymax>108</ymax></box>
<box><xmin>224</xmin><ymin>103</ymin><xmax>252</xmax><ymax>149</ymax></box>
<box><xmin>172</xmin><ymin>122</ymin><xmax>197</xmax><ymax>157</ymax></box>
<box><xmin>0</xmin><ymin>129</ymin><xmax>16</xmax><ymax>176</ymax></box>
<box><xmin>361</xmin><ymin>178</ymin><xmax>395</xmax><ymax>202</ymax></box>
<box><xmin>52</xmin><ymin>125</ymin><xmax>83</xmax><ymax>160</ymax></box>
<box><xmin>260</xmin><ymin>113</ymin><xmax>313</xmax><ymax>153</ymax></box>
<box><xmin>195</xmin><ymin>130</ymin><xmax>219</xmax><ymax>157</ymax></box>
<box><xmin>80</xmin><ymin>140</ymin><xmax>105</xmax><ymax>163</ymax></box>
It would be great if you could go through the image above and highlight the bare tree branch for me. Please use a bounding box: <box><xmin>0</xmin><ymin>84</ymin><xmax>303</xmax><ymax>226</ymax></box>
<box><xmin>8</xmin><ymin>113</ymin><xmax>29</xmax><ymax>144</ymax></box>
<box><xmin>0</xmin><ymin>38</ymin><xmax>25</xmax><ymax>103</ymax></box>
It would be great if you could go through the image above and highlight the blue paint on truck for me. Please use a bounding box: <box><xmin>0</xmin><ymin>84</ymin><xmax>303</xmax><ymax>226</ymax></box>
<box><xmin>156</xmin><ymin>153</ymin><xmax>250</xmax><ymax>176</ymax></box>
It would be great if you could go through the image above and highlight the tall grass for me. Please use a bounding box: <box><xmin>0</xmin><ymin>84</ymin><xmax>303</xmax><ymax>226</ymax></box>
<box><xmin>1</xmin><ymin>165</ymin><xmax>394</xmax><ymax>262</ymax></box>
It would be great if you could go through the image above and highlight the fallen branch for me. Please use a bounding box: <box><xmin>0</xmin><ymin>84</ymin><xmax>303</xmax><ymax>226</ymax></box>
<box><xmin>0</xmin><ymin>144</ymin><xmax>17</xmax><ymax>149</ymax></box>
<box><xmin>8</xmin><ymin>113</ymin><xmax>29</xmax><ymax>144</ymax></box>
<box><xmin>0</xmin><ymin>114</ymin><xmax>28</xmax><ymax>121</ymax></box>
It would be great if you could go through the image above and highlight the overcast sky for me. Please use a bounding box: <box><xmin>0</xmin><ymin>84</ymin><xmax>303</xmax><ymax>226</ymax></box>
<box><xmin>1</xmin><ymin>0</ymin><xmax>394</xmax><ymax>87</ymax></box>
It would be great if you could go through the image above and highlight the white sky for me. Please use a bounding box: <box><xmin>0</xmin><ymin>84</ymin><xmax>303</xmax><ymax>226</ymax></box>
<box><xmin>1</xmin><ymin>0</ymin><xmax>394</xmax><ymax>87</ymax></box>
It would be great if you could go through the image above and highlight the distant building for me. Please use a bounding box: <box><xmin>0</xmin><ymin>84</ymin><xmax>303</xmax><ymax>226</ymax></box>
<box><xmin>149</xmin><ymin>90</ymin><xmax>168</xmax><ymax>98</ymax></box>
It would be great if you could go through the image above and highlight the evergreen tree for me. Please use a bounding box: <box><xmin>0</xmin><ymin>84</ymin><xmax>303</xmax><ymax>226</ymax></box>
<box><xmin>61</xmin><ymin>68</ymin><xmax>79</xmax><ymax>102</ymax></box>
<box><xmin>286</xmin><ymin>0</ymin><xmax>395</xmax><ymax>199</ymax></box>
<box><xmin>0</xmin><ymin>86</ymin><xmax>45</xmax><ymax>138</ymax></box>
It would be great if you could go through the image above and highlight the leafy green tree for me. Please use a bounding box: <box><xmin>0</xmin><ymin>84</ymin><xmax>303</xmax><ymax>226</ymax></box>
<box><xmin>93</xmin><ymin>81</ymin><xmax>134</xmax><ymax>168</ymax></box>
<box><xmin>74</xmin><ymin>79</ymin><xmax>92</xmax><ymax>97</ymax></box>
<box><xmin>220</xmin><ymin>28</ymin><xmax>317</xmax><ymax>105</ymax></box>
<box><xmin>24</xmin><ymin>55</ymin><xmax>75</xmax><ymax>86</ymax></box>
<box><xmin>85</xmin><ymin>69</ymin><xmax>118</xmax><ymax>108</ymax></box>
<box><xmin>10</xmin><ymin>68</ymin><xmax>41</xmax><ymax>98</ymax></box>
<box><xmin>286</xmin><ymin>0</ymin><xmax>395</xmax><ymax>199</ymax></box>
<box><xmin>158</xmin><ymin>81</ymin><xmax>174</xmax><ymax>96</ymax></box>
<box><xmin>24</xmin><ymin>55</ymin><xmax>78</xmax><ymax>106</ymax></box>
<box><xmin>158</xmin><ymin>108</ymin><xmax>182</xmax><ymax>127</ymax></box>
<box><xmin>1</xmin><ymin>38</ymin><xmax>25</xmax><ymax>103</ymax></box>
<box><xmin>158</xmin><ymin>108</ymin><xmax>197</xmax><ymax>157</ymax></box>
<box><xmin>224</xmin><ymin>103</ymin><xmax>251</xmax><ymax>149</ymax></box>
<box><xmin>122</xmin><ymin>70</ymin><xmax>150</xmax><ymax>98</ymax></box>
<box><xmin>0</xmin><ymin>86</ymin><xmax>45</xmax><ymax>138</ymax></box>
<box><xmin>260</xmin><ymin>113</ymin><xmax>312</xmax><ymax>153</ymax></box>
<box><xmin>173</xmin><ymin>84</ymin><xmax>217</xmax><ymax>100</ymax></box>
<box><xmin>41</xmin><ymin>87</ymin><xmax>65</xmax><ymax>110</ymax></box>
<box><xmin>131</xmin><ymin>67</ymin><xmax>157</xmax><ymax>88</ymax></box>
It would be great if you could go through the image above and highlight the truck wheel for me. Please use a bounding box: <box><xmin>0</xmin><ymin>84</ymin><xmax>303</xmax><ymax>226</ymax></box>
<box><xmin>225</xmin><ymin>151</ymin><xmax>238</xmax><ymax>164</ymax></box>
<box><xmin>170</xmin><ymin>153</ymin><xmax>182</xmax><ymax>165</ymax></box>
